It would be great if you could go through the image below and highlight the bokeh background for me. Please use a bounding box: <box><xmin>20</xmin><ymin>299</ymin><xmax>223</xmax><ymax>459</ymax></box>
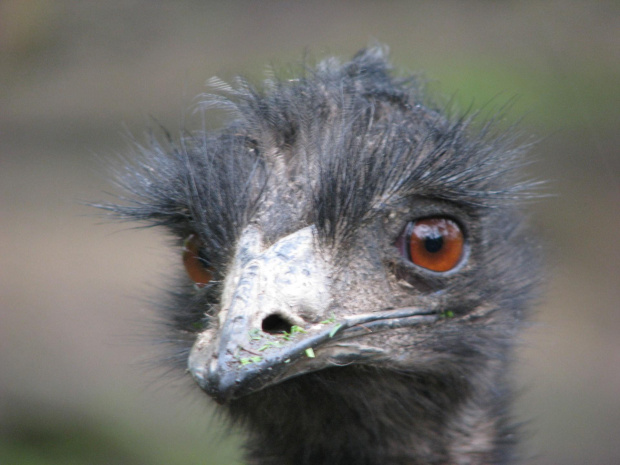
<box><xmin>1</xmin><ymin>1</ymin><xmax>618</xmax><ymax>464</ymax></box>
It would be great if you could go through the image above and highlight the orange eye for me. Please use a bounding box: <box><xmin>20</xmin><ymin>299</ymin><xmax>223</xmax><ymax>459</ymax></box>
<box><xmin>406</xmin><ymin>218</ymin><xmax>464</xmax><ymax>272</ymax></box>
<box><xmin>183</xmin><ymin>234</ymin><xmax>214</xmax><ymax>288</ymax></box>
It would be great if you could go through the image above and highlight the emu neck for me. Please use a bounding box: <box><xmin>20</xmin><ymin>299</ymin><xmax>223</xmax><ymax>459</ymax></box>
<box><xmin>227</xmin><ymin>367</ymin><xmax>515</xmax><ymax>465</ymax></box>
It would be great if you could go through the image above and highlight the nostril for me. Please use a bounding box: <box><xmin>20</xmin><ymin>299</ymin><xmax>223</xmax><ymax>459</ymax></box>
<box><xmin>261</xmin><ymin>314</ymin><xmax>294</xmax><ymax>334</ymax></box>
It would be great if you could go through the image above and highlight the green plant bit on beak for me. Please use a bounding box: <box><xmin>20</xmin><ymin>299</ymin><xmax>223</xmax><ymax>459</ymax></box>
<box><xmin>258</xmin><ymin>340</ymin><xmax>283</xmax><ymax>351</ymax></box>
<box><xmin>240</xmin><ymin>355</ymin><xmax>263</xmax><ymax>365</ymax></box>
<box><xmin>328</xmin><ymin>323</ymin><xmax>342</xmax><ymax>338</ymax></box>
<box><xmin>281</xmin><ymin>325</ymin><xmax>307</xmax><ymax>341</ymax></box>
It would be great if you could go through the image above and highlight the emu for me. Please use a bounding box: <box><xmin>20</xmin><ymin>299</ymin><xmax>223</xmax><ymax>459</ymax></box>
<box><xmin>106</xmin><ymin>46</ymin><xmax>540</xmax><ymax>464</ymax></box>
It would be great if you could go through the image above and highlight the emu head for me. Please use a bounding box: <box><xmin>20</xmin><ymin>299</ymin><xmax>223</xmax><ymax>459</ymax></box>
<box><xmin>106</xmin><ymin>47</ymin><xmax>539</xmax><ymax>461</ymax></box>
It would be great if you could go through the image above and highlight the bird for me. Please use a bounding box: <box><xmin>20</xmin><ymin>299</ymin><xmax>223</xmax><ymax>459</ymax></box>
<box><xmin>104</xmin><ymin>46</ymin><xmax>540</xmax><ymax>465</ymax></box>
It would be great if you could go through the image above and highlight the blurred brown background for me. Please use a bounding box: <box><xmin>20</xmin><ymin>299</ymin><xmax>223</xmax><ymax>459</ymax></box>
<box><xmin>1</xmin><ymin>1</ymin><xmax>618</xmax><ymax>464</ymax></box>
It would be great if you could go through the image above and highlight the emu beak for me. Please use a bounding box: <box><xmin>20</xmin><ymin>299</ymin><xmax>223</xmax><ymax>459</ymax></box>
<box><xmin>187</xmin><ymin>226</ymin><xmax>439</xmax><ymax>403</ymax></box>
<box><xmin>188</xmin><ymin>225</ymin><xmax>331</xmax><ymax>403</ymax></box>
<box><xmin>189</xmin><ymin>306</ymin><xmax>439</xmax><ymax>404</ymax></box>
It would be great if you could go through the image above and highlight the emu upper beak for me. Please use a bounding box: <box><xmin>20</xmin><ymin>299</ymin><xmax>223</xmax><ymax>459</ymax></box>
<box><xmin>187</xmin><ymin>226</ymin><xmax>439</xmax><ymax>404</ymax></box>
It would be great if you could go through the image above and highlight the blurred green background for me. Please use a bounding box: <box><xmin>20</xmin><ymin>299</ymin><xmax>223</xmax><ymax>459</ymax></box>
<box><xmin>1</xmin><ymin>1</ymin><xmax>618</xmax><ymax>464</ymax></box>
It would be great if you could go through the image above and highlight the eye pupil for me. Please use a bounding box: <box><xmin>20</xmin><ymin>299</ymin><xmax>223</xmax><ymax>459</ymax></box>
<box><xmin>424</xmin><ymin>236</ymin><xmax>443</xmax><ymax>254</ymax></box>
